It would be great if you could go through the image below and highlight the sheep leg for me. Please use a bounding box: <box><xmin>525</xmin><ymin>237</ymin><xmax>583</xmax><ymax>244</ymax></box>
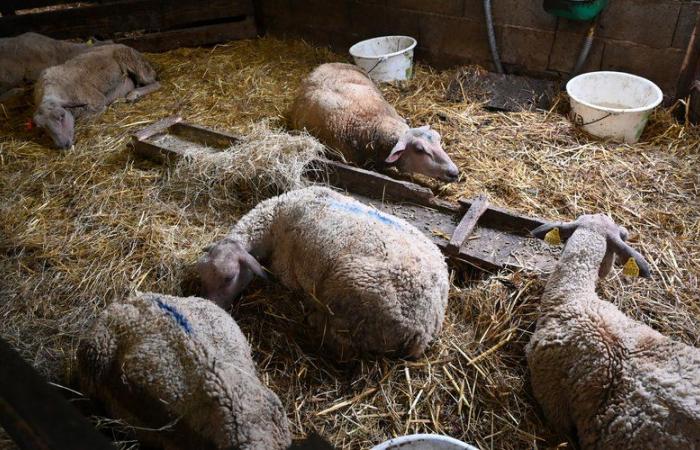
<box><xmin>105</xmin><ymin>77</ymin><xmax>136</xmax><ymax>104</ymax></box>
<box><xmin>126</xmin><ymin>82</ymin><xmax>161</xmax><ymax>103</ymax></box>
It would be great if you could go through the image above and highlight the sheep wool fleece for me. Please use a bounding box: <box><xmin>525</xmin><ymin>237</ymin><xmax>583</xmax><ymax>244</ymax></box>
<box><xmin>527</xmin><ymin>229</ymin><xmax>700</xmax><ymax>450</ymax></box>
<box><xmin>78</xmin><ymin>292</ymin><xmax>291</xmax><ymax>450</ymax></box>
<box><xmin>229</xmin><ymin>185</ymin><xmax>450</xmax><ymax>359</ymax></box>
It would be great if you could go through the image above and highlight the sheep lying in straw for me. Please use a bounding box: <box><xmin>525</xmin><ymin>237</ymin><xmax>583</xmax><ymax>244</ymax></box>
<box><xmin>77</xmin><ymin>292</ymin><xmax>291</xmax><ymax>450</ymax></box>
<box><xmin>0</xmin><ymin>32</ymin><xmax>104</xmax><ymax>101</ymax></box>
<box><xmin>527</xmin><ymin>214</ymin><xmax>700</xmax><ymax>449</ymax></box>
<box><xmin>33</xmin><ymin>43</ymin><xmax>159</xmax><ymax>149</ymax></box>
<box><xmin>198</xmin><ymin>186</ymin><xmax>450</xmax><ymax>360</ymax></box>
<box><xmin>289</xmin><ymin>63</ymin><xmax>460</xmax><ymax>182</ymax></box>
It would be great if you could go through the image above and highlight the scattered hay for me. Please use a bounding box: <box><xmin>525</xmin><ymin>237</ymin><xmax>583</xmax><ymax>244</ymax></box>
<box><xmin>0</xmin><ymin>36</ymin><xmax>698</xmax><ymax>450</ymax></box>
<box><xmin>162</xmin><ymin>120</ymin><xmax>325</xmax><ymax>209</ymax></box>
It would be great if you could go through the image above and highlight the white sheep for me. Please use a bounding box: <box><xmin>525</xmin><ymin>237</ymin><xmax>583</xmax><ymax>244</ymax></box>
<box><xmin>289</xmin><ymin>62</ymin><xmax>460</xmax><ymax>182</ymax></box>
<box><xmin>77</xmin><ymin>291</ymin><xmax>292</xmax><ymax>450</ymax></box>
<box><xmin>197</xmin><ymin>185</ymin><xmax>450</xmax><ymax>360</ymax></box>
<box><xmin>33</xmin><ymin>43</ymin><xmax>160</xmax><ymax>149</ymax></box>
<box><xmin>527</xmin><ymin>214</ymin><xmax>700</xmax><ymax>449</ymax></box>
<box><xmin>0</xmin><ymin>32</ymin><xmax>102</xmax><ymax>101</ymax></box>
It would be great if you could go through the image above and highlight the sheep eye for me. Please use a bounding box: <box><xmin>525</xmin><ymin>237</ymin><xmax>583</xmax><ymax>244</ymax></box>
<box><xmin>223</xmin><ymin>276</ymin><xmax>234</xmax><ymax>284</ymax></box>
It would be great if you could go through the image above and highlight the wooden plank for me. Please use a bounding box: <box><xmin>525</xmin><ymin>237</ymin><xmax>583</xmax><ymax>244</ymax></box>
<box><xmin>458</xmin><ymin>198</ymin><xmax>545</xmax><ymax>232</ymax></box>
<box><xmin>0</xmin><ymin>0</ymin><xmax>254</xmax><ymax>39</ymax></box>
<box><xmin>128</xmin><ymin>118</ymin><xmax>559</xmax><ymax>273</ymax></box>
<box><xmin>315</xmin><ymin>159</ymin><xmax>438</xmax><ymax>205</ymax></box>
<box><xmin>3</xmin><ymin>0</ymin><xmax>93</xmax><ymax>13</ymax></box>
<box><xmin>0</xmin><ymin>338</ymin><xmax>115</xmax><ymax>450</ymax></box>
<box><xmin>132</xmin><ymin>115</ymin><xmax>182</xmax><ymax>141</ymax></box>
<box><xmin>446</xmin><ymin>194</ymin><xmax>488</xmax><ymax>255</ymax></box>
<box><xmin>118</xmin><ymin>18</ymin><xmax>257</xmax><ymax>53</ymax></box>
<box><xmin>131</xmin><ymin>139</ymin><xmax>182</xmax><ymax>164</ymax></box>
<box><xmin>170</xmin><ymin>121</ymin><xmax>241</xmax><ymax>148</ymax></box>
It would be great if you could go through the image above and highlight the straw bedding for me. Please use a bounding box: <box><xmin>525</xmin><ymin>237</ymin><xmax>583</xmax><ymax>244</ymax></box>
<box><xmin>0</xmin><ymin>37</ymin><xmax>698</xmax><ymax>450</ymax></box>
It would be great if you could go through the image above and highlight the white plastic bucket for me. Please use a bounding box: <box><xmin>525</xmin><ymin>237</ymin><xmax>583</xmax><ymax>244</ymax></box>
<box><xmin>371</xmin><ymin>434</ymin><xmax>478</xmax><ymax>450</ymax></box>
<box><xmin>349</xmin><ymin>36</ymin><xmax>417</xmax><ymax>82</ymax></box>
<box><xmin>566</xmin><ymin>71</ymin><xmax>663</xmax><ymax>144</ymax></box>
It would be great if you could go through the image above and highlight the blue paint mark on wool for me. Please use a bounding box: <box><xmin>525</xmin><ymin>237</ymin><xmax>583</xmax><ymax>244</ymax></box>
<box><xmin>154</xmin><ymin>298</ymin><xmax>192</xmax><ymax>334</ymax></box>
<box><xmin>327</xmin><ymin>199</ymin><xmax>403</xmax><ymax>229</ymax></box>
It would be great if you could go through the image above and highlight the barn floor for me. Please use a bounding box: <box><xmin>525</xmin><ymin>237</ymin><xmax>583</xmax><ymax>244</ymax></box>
<box><xmin>0</xmin><ymin>37</ymin><xmax>699</xmax><ymax>450</ymax></box>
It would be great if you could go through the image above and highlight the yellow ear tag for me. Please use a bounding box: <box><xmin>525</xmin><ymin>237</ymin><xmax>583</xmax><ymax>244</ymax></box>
<box><xmin>87</xmin><ymin>38</ymin><xmax>94</xmax><ymax>46</ymax></box>
<box><xmin>544</xmin><ymin>227</ymin><xmax>561</xmax><ymax>245</ymax></box>
<box><xmin>623</xmin><ymin>257</ymin><xmax>640</xmax><ymax>277</ymax></box>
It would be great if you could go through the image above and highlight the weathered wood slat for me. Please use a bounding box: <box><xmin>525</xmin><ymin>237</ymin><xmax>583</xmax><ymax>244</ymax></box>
<box><xmin>446</xmin><ymin>194</ymin><xmax>488</xmax><ymax>255</ymax></box>
<box><xmin>132</xmin><ymin>115</ymin><xmax>182</xmax><ymax>141</ymax></box>
<box><xmin>318</xmin><ymin>159</ymin><xmax>438</xmax><ymax>206</ymax></box>
<box><xmin>2</xmin><ymin>0</ymin><xmax>93</xmax><ymax>13</ymax></box>
<box><xmin>458</xmin><ymin>198</ymin><xmax>545</xmax><ymax>231</ymax></box>
<box><xmin>130</xmin><ymin>117</ymin><xmax>560</xmax><ymax>273</ymax></box>
<box><xmin>0</xmin><ymin>0</ymin><xmax>254</xmax><ymax>39</ymax></box>
<box><xmin>118</xmin><ymin>18</ymin><xmax>257</xmax><ymax>53</ymax></box>
<box><xmin>169</xmin><ymin>122</ymin><xmax>240</xmax><ymax>148</ymax></box>
<box><xmin>0</xmin><ymin>338</ymin><xmax>115</xmax><ymax>450</ymax></box>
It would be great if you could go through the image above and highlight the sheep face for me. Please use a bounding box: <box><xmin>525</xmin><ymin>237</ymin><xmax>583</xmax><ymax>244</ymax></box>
<box><xmin>385</xmin><ymin>126</ymin><xmax>459</xmax><ymax>182</ymax></box>
<box><xmin>532</xmin><ymin>213</ymin><xmax>651</xmax><ymax>278</ymax></box>
<box><xmin>33</xmin><ymin>101</ymin><xmax>75</xmax><ymax>149</ymax></box>
<box><xmin>197</xmin><ymin>239</ymin><xmax>266</xmax><ymax>307</ymax></box>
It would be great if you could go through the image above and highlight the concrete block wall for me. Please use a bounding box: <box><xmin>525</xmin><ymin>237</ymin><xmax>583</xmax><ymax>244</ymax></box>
<box><xmin>254</xmin><ymin>0</ymin><xmax>700</xmax><ymax>96</ymax></box>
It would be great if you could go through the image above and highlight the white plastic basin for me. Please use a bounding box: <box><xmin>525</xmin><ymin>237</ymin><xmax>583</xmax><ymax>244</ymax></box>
<box><xmin>349</xmin><ymin>36</ymin><xmax>417</xmax><ymax>82</ymax></box>
<box><xmin>566</xmin><ymin>71</ymin><xmax>663</xmax><ymax>144</ymax></box>
<box><xmin>371</xmin><ymin>433</ymin><xmax>478</xmax><ymax>450</ymax></box>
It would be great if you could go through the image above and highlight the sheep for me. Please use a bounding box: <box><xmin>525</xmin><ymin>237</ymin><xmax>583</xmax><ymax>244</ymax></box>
<box><xmin>77</xmin><ymin>291</ymin><xmax>291</xmax><ymax>450</ymax></box>
<box><xmin>526</xmin><ymin>213</ymin><xmax>700</xmax><ymax>449</ymax></box>
<box><xmin>197</xmin><ymin>185</ymin><xmax>450</xmax><ymax>361</ymax></box>
<box><xmin>289</xmin><ymin>62</ymin><xmax>460</xmax><ymax>183</ymax></box>
<box><xmin>33</xmin><ymin>43</ymin><xmax>160</xmax><ymax>149</ymax></box>
<box><xmin>0</xmin><ymin>32</ymin><xmax>101</xmax><ymax>101</ymax></box>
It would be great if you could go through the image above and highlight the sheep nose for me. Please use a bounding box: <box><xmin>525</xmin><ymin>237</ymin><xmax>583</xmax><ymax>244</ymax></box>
<box><xmin>446</xmin><ymin>166</ymin><xmax>459</xmax><ymax>181</ymax></box>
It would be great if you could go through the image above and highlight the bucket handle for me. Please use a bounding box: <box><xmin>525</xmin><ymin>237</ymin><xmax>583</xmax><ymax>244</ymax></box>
<box><xmin>366</xmin><ymin>56</ymin><xmax>389</xmax><ymax>75</ymax></box>
<box><xmin>570</xmin><ymin>111</ymin><xmax>613</xmax><ymax>126</ymax></box>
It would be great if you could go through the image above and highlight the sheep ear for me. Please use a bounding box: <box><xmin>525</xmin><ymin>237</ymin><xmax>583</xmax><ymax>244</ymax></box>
<box><xmin>599</xmin><ymin>250</ymin><xmax>616</xmax><ymax>278</ymax></box>
<box><xmin>610</xmin><ymin>235</ymin><xmax>651</xmax><ymax>278</ymax></box>
<box><xmin>532</xmin><ymin>221</ymin><xmax>577</xmax><ymax>243</ymax></box>
<box><xmin>240</xmin><ymin>253</ymin><xmax>267</xmax><ymax>280</ymax></box>
<box><xmin>202</xmin><ymin>244</ymin><xmax>213</xmax><ymax>253</ymax></box>
<box><xmin>385</xmin><ymin>141</ymin><xmax>405</xmax><ymax>164</ymax></box>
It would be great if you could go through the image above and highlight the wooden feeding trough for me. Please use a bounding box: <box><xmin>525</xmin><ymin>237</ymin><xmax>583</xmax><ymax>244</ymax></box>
<box><xmin>130</xmin><ymin>117</ymin><xmax>560</xmax><ymax>273</ymax></box>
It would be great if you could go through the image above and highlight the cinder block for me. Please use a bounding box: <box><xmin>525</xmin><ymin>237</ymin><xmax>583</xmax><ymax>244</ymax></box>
<box><xmin>386</xmin><ymin>0</ymin><xmax>462</xmax><ymax>16</ymax></box>
<box><xmin>289</xmin><ymin>0</ymin><xmax>352</xmax><ymax>31</ymax></box>
<box><xmin>418</xmin><ymin>14</ymin><xmax>492</xmax><ymax>63</ymax></box>
<box><xmin>415</xmin><ymin>46</ymin><xmax>492</xmax><ymax>69</ymax></box>
<box><xmin>548</xmin><ymin>30</ymin><xmax>604</xmax><ymax>74</ymax></box>
<box><xmin>497</xmin><ymin>25</ymin><xmax>555</xmax><ymax>71</ymax></box>
<box><xmin>350</xmin><ymin>2</ymin><xmax>421</xmax><ymax>39</ymax></box>
<box><xmin>672</xmin><ymin>2</ymin><xmax>700</xmax><ymax>49</ymax></box>
<box><xmin>601</xmin><ymin>40</ymin><xmax>685</xmax><ymax>94</ymax></box>
<box><xmin>463</xmin><ymin>0</ymin><xmax>486</xmax><ymax>21</ymax></box>
<box><xmin>491</xmin><ymin>0</ymin><xmax>557</xmax><ymax>30</ymax></box>
<box><xmin>597</xmin><ymin>0</ymin><xmax>680</xmax><ymax>49</ymax></box>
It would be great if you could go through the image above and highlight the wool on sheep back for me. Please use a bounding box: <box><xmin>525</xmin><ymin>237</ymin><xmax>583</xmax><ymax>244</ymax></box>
<box><xmin>77</xmin><ymin>292</ymin><xmax>291</xmax><ymax>450</ymax></box>
<box><xmin>199</xmin><ymin>186</ymin><xmax>450</xmax><ymax>361</ymax></box>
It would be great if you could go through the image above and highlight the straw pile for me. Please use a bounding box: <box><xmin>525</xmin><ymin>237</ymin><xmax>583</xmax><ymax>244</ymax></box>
<box><xmin>0</xmin><ymin>37</ymin><xmax>698</xmax><ymax>450</ymax></box>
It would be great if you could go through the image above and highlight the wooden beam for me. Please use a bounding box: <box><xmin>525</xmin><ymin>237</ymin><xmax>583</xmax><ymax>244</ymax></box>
<box><xmin>0</xmin><ymin>0</ymin><xmax>254</xmax><ymax>39</ymax></box>
<box><xmin>132</xmin><ymin>115</ymin><xmax>182</xmax><ymax>141</ymax></box>
<box><xmin>0</xmin><ymin>338</ymin><xmax>115</xmax><ymax>450</ymax></box>
<box><xmin>446</xmin><ymin>194</ymin><xmax>488</xmax><ymax>255</ymax></box>
<box><xmin>3</xmin><ymin>0</ymin><xmax>95</xmax><ymax>13</ymax></box>
<box><xmin>118</xmin><ymin>18</ymin><xmax>257</xmax><ymax>53</ymax></box>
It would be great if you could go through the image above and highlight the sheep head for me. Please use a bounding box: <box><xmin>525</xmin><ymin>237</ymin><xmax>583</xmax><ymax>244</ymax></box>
<box><xmin>33</xmin><ymin>100</ymin><xmax>75</xmax><ymax>149</ymax></box>
<box><xmin>385</xmin><ymin>125</ymin><xmax>459</xmax><ymax>182</ymax></box>
<box><xmin>532</xmin><ymin>213</ymin><xmax>651</xmax><ymax>278</ymax></box>
<box><xmin>197</xmin><ymin>238</ymin><xmax>267</xmax><ymax>308</ymax></box>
